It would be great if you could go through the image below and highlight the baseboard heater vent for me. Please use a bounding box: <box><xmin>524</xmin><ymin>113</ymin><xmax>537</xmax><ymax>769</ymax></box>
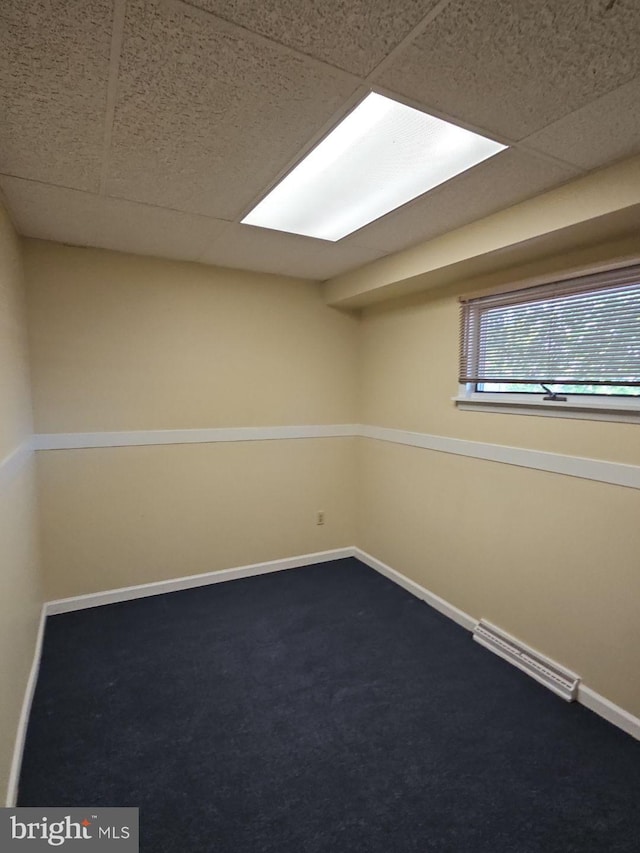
<box><xmin>473</xmin><ymin>619</ymin><xmax>580</xmax><ymax>702</ymax></box>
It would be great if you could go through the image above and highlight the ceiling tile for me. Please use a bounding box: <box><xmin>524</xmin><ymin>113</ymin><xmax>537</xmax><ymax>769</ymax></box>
<box><xmin>377</xmin><ymin>0</ymin><xmax>640</xmax><ymax>140</ymax></box>
<box><xmin>197</xmin><ymin>222</ymin><xmax>328</xmax><ymax>278</ymax></box>
<box><xmin>0</xmin><ymin>0</ymin><xmax>113</xmax><ymax>192</ymax></box>
<box><xmin>343</xmin><ymin>149</ymin><xmax>579</xmax><ymax>254</ymax></box>
<box><xmin>184</xmin><ymin>0</ymin><xmax>441</xmax><ymax>76</ymax></box>
<box><xmin>105</xmin><ymin>0</ymin><xmax>358</xmax><ymax>219</ymax></box>
<box><xmin>524</xmin><ymin>76</ymin><xmax>640</xmax><ymax>170</ymax></box>
<box><xmin>0</xmin><ymin>177</ymin><xmax>229</xmax><ymax>263</ymax></box>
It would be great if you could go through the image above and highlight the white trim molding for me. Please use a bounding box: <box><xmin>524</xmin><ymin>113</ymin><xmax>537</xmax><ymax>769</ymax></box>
<box><xmin>353</xmin><ymin>547</ymin><xmax>476</xmax><ymax>631</ymax></box>
<box><xmin>32</xmin><ymin>423</ymin><xmax>640</xmax><ymax>490</ymax></box>
<box><xmin>46</xmin><ymin>548</ymin><xmax>356</xmax><ymax>614</ymax></box>
<box><xmin>578</xmin><ymin>685</ymin><xmax>640</xmax><ymax>741</ymax></box>
<box><xmin>8</xmin><ymin>547</ymin><xmax>639</xmax><ymax>803</ymax></box>
<box><xmin>9</xmin><ymin>549</ymin><xmax>354</xmax><ymax>804</ymax></box>
<box><xmin>454</xmin><ymin>390</ymin><xmax>640</xmax><ymax>425</ymax></box>
<box><xmin>33</xmin><ymin>424</ymin><xmax>361</xmax><ymax>451</ymax></box>
<box><xmin>6</xmin><ymin>605</ymin><xmax>47</xmax><ymax>807</ymax></box>
<box><xmin>353</xmin><ymin>547</ymin><xmax>640</xmax><ymax>740</ymax></box>
<box><xmin>361</xmin><ymin>424</ymin><xmax>640</xmax><ymax>491</ymax></box>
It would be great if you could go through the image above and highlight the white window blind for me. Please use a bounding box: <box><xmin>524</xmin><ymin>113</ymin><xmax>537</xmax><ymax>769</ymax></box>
<box><xmin>459</xmin><ymin>264</ymin><xmax>640</xmax><ymax>390</ymax></box>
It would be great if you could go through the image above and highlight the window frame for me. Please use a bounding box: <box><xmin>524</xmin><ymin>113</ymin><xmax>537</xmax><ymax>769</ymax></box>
<box><xmin>454</xmin><ymin>259</ymin><xmax>640</xmax><ymax>423</ymax></box>
<box><xmin>454</xmin><ymin>383</ymin><xmax>640</xmax><ymax>423</ymax></box>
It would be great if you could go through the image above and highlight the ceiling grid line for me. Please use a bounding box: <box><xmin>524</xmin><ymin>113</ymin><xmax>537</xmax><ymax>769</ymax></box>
<box><xmin>0</xmin><ymin>172</ymin><xmax>237</xmax><ymax>223</ymax></box>
<box><xmin>166</xmin><ymin>0</ymin><xmax>362</xmax><ymax>87</ymax></box>
<box><xmin>364</xmin><ymin>0</ymin><xmax>455</xmax><ymax>82</ymax></box>
<box><xmin>99</xmin><ymin>0</ymin><xmax>128</xmax><ymax>195</ymax></box>
<box><xmin>1</xmin><ymin>0</ymin><xmax>639</xmax><ymax>278</ymax></box>
<box><xmin>369</xmin><ymin>82</ymin><xmax>516</xmax><ymax>146</ymax></box>
<box><xmin>369</xmin><ymin>82</ymin><xmax>584</xmax><ymax>176</ymax></box>
<box><xmin>232</xmin><ymin>87</ymin><xmax>369</xmax><ymax>225</ymax></box>
<box><xmin>508</xmin><ymin>141</ymin><xmax>587</xmax><ymax>175</ymax></box>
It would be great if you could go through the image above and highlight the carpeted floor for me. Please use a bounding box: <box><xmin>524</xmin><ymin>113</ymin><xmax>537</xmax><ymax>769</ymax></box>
<box><xmin>19</xmin><ymin>558</ymin><xmax>640</xmax><ymax>852</ymax></box>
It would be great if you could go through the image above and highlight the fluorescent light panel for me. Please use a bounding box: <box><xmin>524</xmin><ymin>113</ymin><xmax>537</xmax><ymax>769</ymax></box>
<box><xmin>242</xmin><ymin>93</ymin><xmax>507</xmax><ymax>242</ymax></box>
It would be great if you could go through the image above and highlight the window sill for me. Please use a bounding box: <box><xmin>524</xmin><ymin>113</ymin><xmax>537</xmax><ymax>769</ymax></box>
<box><xmin>453</xmin><ymin>393</ymin><xmax>640</xmax><ymax>424</ymax></box>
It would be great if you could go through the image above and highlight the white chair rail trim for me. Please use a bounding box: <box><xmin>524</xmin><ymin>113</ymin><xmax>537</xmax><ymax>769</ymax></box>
<box><xmin>33</xmin><ymin>424</ymin><xmax>360</xmax><ymax>450</ymax></box>
<box><xmin>360</xmin><ymin>425</ymin><xmax>640</xmax><ymax>491</ymax></box>
<box><xmin>31</xmin><ymin>424</ymin><xmax>640</xmax><ymax>490</ymax></box>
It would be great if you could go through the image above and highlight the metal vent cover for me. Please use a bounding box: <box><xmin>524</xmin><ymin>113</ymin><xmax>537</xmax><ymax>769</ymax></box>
<box><xmin>473</xmin><ymin>619</ymin><xmax>580</xmax><ymax>702</ymax></box>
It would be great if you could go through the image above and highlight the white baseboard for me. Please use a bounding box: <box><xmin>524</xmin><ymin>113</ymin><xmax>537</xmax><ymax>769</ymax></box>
<box><xmin>353</xmin><ymin>547</ymin><xmax>476</xmax><ymax>632</ymax></box>
<box><xmin>46</xmin><ymin>547</ymin><xmax>356</xmax><ymax>615</ymax></box>
<box><xmin>6</xmin><ymin>604</ymin><xmax>47</xmax><ymax>807</ymax></box>
<box><xmin>578</xmin><ymin>685</ymin><xmax>640</xmax><ymax>741</ymax></box>
<box><xmin>9</xmin><ymin>545</ymin><xmax>639</xmax><ymax>806</ymax></box>
<box><xmin>353</xmin><ymin>547</ymin><xmax>640</xmax><ymax>740</ymax></box>
<box><xmin>9</xmin><ymin>550</ymin><xmax>354</xmax><ymax>803</ymax></box>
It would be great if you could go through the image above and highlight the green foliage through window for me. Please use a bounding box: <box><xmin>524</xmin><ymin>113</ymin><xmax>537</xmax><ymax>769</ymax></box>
<box><xmin>459</xmin><ymin>265</ymin><xmax>640</xmax><ymax>399</ymax></box>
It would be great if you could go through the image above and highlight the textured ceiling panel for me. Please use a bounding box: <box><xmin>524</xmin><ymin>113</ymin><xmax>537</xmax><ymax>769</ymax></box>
<box><xmin>342</xmin><ymin>149</ymin><xmax>580</xmax><ymax>254</ymax></box>
<box><xmin>524</xmin><ymin>75</ymin><xmax>640</xmax><ymax>171</ymax></box>
<box><xmin>378</xmin><ymin>0</ymin><xmax>640</xmax><ymax>141</ymax></box>
<box><xmin>0</xmin><ymin>0</ymin><xmax>113</xmax><ymax>192</ymax></box>
<box><xmin>0</xmin><ymin>177</ymin><xmax>230</xmax><ymax>262</ymax></box>
<box><xmin>184</xmin><ymin>0</ymin><xmax>442</xmax><ymax>76</ymax></box>
<box><xmin>198</xmin><ymin>222</ymin><xmax>331</xmax><ymax>278</ymax></box>
<box><xmin>2</xmin><ymin>0</ymin><xmax>639</xmax><ymax>279</ymax></box>
<box><xmin>105</xmin><ymin>0</ymin><xmax>358</xmax><ymax>218</ymax></box>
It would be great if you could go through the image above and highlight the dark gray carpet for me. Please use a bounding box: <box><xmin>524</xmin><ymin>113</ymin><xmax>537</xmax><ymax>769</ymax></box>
<box><xmin>18</xmin><ymin>558</ymin><xmax>640</xmax><ymax>852</ymax></box>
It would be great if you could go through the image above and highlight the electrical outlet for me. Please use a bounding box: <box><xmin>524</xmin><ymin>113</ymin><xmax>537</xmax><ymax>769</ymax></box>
<box><xmin>316</xmin><ymin>511</ymin><xmax>325</xmax><ymax>526</ymax></box>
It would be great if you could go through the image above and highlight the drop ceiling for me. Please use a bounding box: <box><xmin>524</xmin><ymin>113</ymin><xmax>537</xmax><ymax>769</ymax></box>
<box><xmin>1</xmin><ymin>0</ymin><xmax>639</xmax><ymax>280</ymax></box>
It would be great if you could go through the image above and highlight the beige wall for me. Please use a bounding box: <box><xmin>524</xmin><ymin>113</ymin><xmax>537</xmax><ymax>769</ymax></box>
<box><xmin>361</xmin><ymin>282</ymin><xmax>640</xmax><ymax>465</ymax></box>
<box><xmin>24</xmin><ymin>241</ymin><xmax>359</xmax><ymax>433</ymax></box>
<box><xmin>0</xmin><ymin>201</ymin><xmax>42</xmax><ymax>803</ymax></box>
<box><xmin>25</xmin><ymin>241</ymin><xmax>359</xmax><ymax>599</ymax></box>
<box><xmin>18</xmin><ymin>232</ymin><xmax>640</xmax><ymax>734</ymax></box>
<box><xmin>358</xmin><ymin>266</ymin><xmax>640</xmax><ymax>717</ymax></box>
<box><xmin>0</xmin><ymin>216</ymin><xmax>33</xmax><ymax>459</ymax></box>
<box><xmin>38</xmin><ymin>438</ymin><xmax>356</xmax><ymax>599</ymax></box>
<box><xmin>325</xmin><ymin>154</ymin><xmax>640</xmax><ymax>307</ymax></box>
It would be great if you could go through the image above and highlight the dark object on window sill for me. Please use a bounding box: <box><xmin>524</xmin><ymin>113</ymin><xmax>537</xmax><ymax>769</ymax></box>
<box><xmin>541</xmin><ymin>384</ymin><xmax>567</xmax><ymax>402</ymax></box>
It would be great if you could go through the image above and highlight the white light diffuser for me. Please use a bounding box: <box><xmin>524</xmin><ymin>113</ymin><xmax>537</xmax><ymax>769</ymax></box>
<box><xmin>242</xmin><ymin>92</ymin><xmax>507</xmax><ymax>242</ymax></box>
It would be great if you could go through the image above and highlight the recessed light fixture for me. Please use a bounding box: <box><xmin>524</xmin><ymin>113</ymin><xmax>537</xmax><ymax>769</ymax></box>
<box><xmin>241</xmin><ymin>92</ymin><xmax>507</xmax><ymax>242</ymax></box>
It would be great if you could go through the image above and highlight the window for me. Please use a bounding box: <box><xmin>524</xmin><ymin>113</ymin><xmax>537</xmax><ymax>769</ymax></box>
<box><xmin>456</xmin><ymin>263</ymin><xmax>640</xmax><ymax>422</ymax></box>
